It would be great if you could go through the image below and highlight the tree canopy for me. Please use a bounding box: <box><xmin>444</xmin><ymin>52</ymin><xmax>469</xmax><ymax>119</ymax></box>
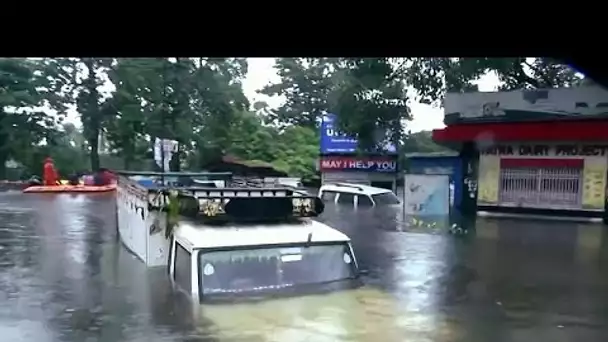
<box><xmin>0</xmin><ymin>57</ymin><xmax>582</xmax><ymax>181</ymax></box>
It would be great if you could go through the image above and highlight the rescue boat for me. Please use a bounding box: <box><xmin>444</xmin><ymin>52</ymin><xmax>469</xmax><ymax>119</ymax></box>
<box><xmin>23</xmin><ymin>183</ymin><xmax>117</xmax><ymax>193</ymax></box>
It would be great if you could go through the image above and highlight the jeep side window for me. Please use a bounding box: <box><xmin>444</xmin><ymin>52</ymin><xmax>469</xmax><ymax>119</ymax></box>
<box><xmin>336</xmin><ymin>192</ymin><xmax>355</xmax><ymax>206</ymax></box>
<box><xmin>174</xmin><ymin>242</ymin><xmax>192</xmax><ymax>293</ymax></box>
<box><xmin>357</xmin><ymin>195</ymin><xmax>374</xmax><ymax>207</ymax></box>
<box><xmin>321</xmin><ymin>190</ymin><xmax>339</xmax><ymax>202</ymax></box>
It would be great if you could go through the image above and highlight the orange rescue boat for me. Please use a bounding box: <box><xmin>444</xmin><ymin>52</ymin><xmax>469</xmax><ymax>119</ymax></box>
<box><xmin>23</xmin><ymin>183</ymin><xmax>117</xmax><ymax>193</ymax></box>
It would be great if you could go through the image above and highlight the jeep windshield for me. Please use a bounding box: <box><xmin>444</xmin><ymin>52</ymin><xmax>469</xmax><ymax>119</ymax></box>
<box><xmin>198</xmin><ymin>243</ymin><xmax>357</xmax><ymax>299</ymax></box>
<box><xmin>372</xmin><ymin>192</ymin><xmax>400</xmax><ymax>205</ymax></box>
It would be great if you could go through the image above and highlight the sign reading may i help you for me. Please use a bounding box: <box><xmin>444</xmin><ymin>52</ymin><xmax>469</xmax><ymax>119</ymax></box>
<box><xmin>320</xmin><ymin>156</ymin><xmax>398</xmax><ymax>173</ymax></box>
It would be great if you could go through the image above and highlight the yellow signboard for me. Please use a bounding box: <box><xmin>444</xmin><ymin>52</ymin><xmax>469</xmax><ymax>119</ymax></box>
<box><xmin>582</xmin><ymin>161</ymin><xmax>607</xmax><ymax>209</ymax></box>
<box><xmin>477</xmin><ymin>155</ymin><xmax>500</xmax><ymax>204</ymax></box>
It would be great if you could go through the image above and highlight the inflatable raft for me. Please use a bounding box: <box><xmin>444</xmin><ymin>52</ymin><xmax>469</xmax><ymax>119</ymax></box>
<box><xmin>23</xmin><ymin>184</ymin><xmax>117</xmax><ymax>194</ymax></box>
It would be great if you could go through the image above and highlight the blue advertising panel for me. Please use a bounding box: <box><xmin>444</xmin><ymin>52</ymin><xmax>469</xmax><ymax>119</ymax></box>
<box><xmin>407</xmin><ymin>155</ymin><xmax>463</xmax><ymax>208</ymax></box>
<box><xmin>403</xmin><ymin>174</ymin><xmax>450</xmax><ymax>216</ymax></box>
<box><xmin>320</xmin><ymin>114</ymin><xmax>397</xmax><ymax>154</ymax></box>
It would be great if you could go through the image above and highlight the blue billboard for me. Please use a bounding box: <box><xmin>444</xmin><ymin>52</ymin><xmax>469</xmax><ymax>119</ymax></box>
<box><xmin>320</xmin><ymin>114</ymin><xmax>397</xmax><ymax>154</ymax></box>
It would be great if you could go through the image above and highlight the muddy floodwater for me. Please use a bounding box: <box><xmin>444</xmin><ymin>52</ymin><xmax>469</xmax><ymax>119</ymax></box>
<box><xmin>1</xmin><ymin>191</ymin><xmax>608</xmax><ymax>341</ymax></box>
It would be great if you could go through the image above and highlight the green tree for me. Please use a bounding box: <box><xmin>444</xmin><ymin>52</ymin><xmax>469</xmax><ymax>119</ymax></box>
<box><xmin>272</xmin><ymin>126</ymin><xmax>319</xmax><ymax>182</ymax></box>
<box><xmin>189</xmin><ymin>58</ymin><xmax>250</xmax><ymax>168</ymax></box>
<box><xmin>405</xmin><ymin>57</ymin><xmax>583</xmax><ymax>104</ymax></box>
<box><xmin>37</xmin><ymin>58</ymin><xmax>114</xmax><ymax>171</ymax></box>
<box><xmin>259</xmin><ymin>58</ymin><xmax>340</xmax><ymax>128</ymax></box>
<box><xmin>78</xmin><ymin>58</ymin><xmax>113</xmax><ymax>170</ymax></box>
<box><xmin>260</xmin><ymin>58</ymin><xmax>410</xmax><ymax>150</ymax></box>
<box><xmin>402</xmin><ymin>130</ymin><xmax>451</xmax><ymax>154</ymax></box>
<box><xmin>328</xmin><ymin>58</ymin><xmax>410</xmax><ymax>150</ymax></box>
<box><xmin>5</xmin><ymin>57</ymin><xmax>576</xmax><ymax>181</ymax></box>
<box><xmin>44</xmin><ymin>123</ymin><xmax>89</xmax><ymax>176</ymax></box>
<box><xmin>261</xmin><ymin>57</ymin><xmax>582</xmax><ymax>151</ymax></box>
<box><xmin>225</xmin><ymin>110</ymin><xmax>280</xmax><ymax>162</ymax></box>
<box><xmin>103</xmin><ymin>58</ymin><xmax>149</xmax><ymax>169</ymax></box>
<box><xmin>103</xmin><ymin>58</ymin><xmax>249</xmax><ymax>171</ymax></box>
<box><xmin>227</xmin><ymin>110</ymin><xmax>320</xmax><ymax>180</ymax></box>
<box><xmin>13</xmin><ymin>122</ymin><xmax>89</xmax><ymax>179</ymax></box>
<box><xmin>0</xmin><ymin>58</ymin><xmax>67</xmax><ymax>178</ymax></box>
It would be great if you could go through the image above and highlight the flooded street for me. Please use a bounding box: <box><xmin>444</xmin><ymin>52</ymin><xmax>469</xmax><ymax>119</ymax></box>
<box><xmin>1</xmin><ymin>192</ymin><xmax>608</xmax><ymax>341</ymax></box>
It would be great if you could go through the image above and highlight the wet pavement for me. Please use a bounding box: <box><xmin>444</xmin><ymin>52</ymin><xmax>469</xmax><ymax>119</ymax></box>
<box><xmin>1</xmin><ymin>191</ymin><xmax>608</xmax><ymax>341</ymax></box>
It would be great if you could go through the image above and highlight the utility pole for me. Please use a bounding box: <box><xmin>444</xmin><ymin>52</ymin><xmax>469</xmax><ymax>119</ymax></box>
<box><xmin>160</xmin><ymin>60</ymin><xmax>168</xmax><ymax>186</ymax></box>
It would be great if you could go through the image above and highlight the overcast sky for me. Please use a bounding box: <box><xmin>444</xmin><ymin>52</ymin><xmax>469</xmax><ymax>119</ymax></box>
<box><xmin>65</xmin><ymin>58</ymin><xmax>501</xmax><ymax>133</ymax></box>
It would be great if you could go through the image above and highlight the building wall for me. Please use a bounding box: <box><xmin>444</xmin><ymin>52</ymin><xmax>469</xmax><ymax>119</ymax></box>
<box><xmin>444</xmin><ymin>86</ymin><xmax>608</xmax><ymax>125</ymax></box>
<box><xmin>478</xmin><ymin>142</ymin><xmax>608</xmax><ymax>211</ymax></box>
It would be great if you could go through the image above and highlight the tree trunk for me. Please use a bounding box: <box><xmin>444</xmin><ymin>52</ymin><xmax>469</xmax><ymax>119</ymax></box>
<box><xmin>81</xmin><ymin>58</ymin><xmax>102</xmax><ymax>171</ymax></box>
<box><xmin>123</xmin><ymin>142</ymin><xmax>135</xmax><ymax>170</ymax></box>
<box><xmin>0</xmin><ymin>112</ymin><xmax>8</xmax><ymax>179</ymax></box>
<box><xmin>89</xmin><ymin>131</ymin><xmax>100</xmax><ymax>171</ymax></box>
<box><xmin>169</xmin><ymin>145</ymin><xmax>180</xmax><ymax>172</ymax></box>
<box><xmin>123</xmin><ymin>156</ymin><xmax>131</xmax><ymax>170</ymax></box>
<box><xmin>0</xmin><ymin>154</ymin><xmax>7</xmax><ymax>180</ymax></box>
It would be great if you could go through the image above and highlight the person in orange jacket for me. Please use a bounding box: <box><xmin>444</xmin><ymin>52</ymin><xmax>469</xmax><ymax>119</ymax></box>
<box><xmin>43</xmin><ymin>157</ymin><xmax>59</xmax><ymax>186</ymax></box>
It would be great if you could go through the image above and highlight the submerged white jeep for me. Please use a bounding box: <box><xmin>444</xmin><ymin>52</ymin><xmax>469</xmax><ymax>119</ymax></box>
<box><xmin>167</xmin><ymin>188</ymin><xmax>362</xmax><ymax>302</ymax></box>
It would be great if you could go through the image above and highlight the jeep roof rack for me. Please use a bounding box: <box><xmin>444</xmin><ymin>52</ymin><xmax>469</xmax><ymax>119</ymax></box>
<box><xmin>196</xmin><ymin>187</ymin><xmax>324</xmax><ymax>223</ymax></box>
<box><xmin>147</xmin><ymin>185</ymin><xmax>325</xmax><ymax>224</ymax></box>
<box><xmin>116</xmin><ymin>170</ymin><xmax>233</xmax><ymax>180</ymax></box>
<box><xmin>117</xmin><ymin>172</ymin><xmax>324</xmax><ymax>223</ymax></box>
<box><xmin>332</xmin><ymin>183</ymin><xmax>365</xmax><ymax>192</ymax></box>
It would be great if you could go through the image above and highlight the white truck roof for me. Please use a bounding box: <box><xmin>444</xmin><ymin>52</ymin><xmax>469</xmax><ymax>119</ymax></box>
<box><xmin>174</xmin><ymin>218</ymin><xmax>350</xmax><ymax>252</ymax></box>
<box><xmin>319</xmin><ymin>183</ymin><xmax>393</xmax><ymax>196</ymax></box>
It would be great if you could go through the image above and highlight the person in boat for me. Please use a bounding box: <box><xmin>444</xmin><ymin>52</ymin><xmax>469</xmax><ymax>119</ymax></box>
<box><xmin>93</xmin><ymin>168</ymin><xmax>114</xmax><ymax>186</ymax></box>
<box><xmin>67</xmin><ymin>171</ymin><xmax>82</xmax><ymax>186</ymax></box>
<box><xmin>28</xmin><ymin>175</ymin><xmax>42</xmax><ymax>187</ymax></box>
<box><xmin>42</xmin><ymin>157</ymin><xmax>59</xmax><ymax>186</ymax></box>
<box><xmin>83</xmin><ymin>173</ymin><xmax>95</xmax><ymax>186</ymax></box>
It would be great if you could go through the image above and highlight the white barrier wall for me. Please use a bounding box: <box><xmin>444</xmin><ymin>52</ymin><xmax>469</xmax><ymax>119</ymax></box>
<box><xmin>146</xmin><ymin>211</ymin><xmax>170</xmax><ymax>267</ymax></box>
<box><xmin>116</xmin><ymin>184</ymin><xmax>147</xmax><ymax>262</ymax></box>
<box><xmin>116</xmin><ymin>179</ymin><xmax>170</xmax><ymax>267</ymax></box>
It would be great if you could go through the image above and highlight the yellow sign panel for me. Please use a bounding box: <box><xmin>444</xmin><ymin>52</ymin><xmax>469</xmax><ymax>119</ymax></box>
<box><xmin>477</xmin><ymin>155</ymin><xmax>500</xmax><ymax>204</ymax></box>
<box><xmin>582</xmin><ymin>161</ymin><xmax>607</xmax><ymax>209</ymax></box>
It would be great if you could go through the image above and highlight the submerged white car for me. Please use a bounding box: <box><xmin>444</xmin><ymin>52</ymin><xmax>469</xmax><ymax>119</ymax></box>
<box><xmin>318</xmin><ymin>183</ymin><xmax>400</xmax><ymax>207</ymax></box>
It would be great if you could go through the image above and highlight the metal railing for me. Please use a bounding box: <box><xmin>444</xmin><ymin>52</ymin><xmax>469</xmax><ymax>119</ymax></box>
<box><xmin>499</xmin><ymin>167</ymin><xmax>582</xmax><ymax>208</ymax></box>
